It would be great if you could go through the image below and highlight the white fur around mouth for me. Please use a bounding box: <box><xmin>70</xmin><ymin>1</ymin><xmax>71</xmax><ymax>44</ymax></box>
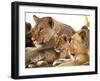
<box><xmin>54</xmin><ymin>48</ymin><xmax>60</xmax><ymax>53</ymax></box>
<box><xmin>33</xmin><ymin>41</ymin><xmax>42</xmax><ymax>48</ymax></box>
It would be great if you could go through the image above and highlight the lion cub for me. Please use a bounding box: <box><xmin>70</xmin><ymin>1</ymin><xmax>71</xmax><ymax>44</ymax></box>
<box><xmin>53</xmin><ymin>16</ymin><xmax>90</xmax><ymax>66</ymax></box>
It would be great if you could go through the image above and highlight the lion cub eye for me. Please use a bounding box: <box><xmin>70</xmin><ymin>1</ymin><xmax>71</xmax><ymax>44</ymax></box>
<box><xmin>39</xmin><ymin>27</ymin><xmax>44</xmax><ymax>32</ymax></box>
<box><xmin>71</xmin><ymin>53</ymin><xmax>75</xmax><ymax>56</ymax></box>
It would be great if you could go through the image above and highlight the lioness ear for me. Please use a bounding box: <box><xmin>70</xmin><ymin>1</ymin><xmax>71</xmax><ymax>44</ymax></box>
<box><xmin>48</xmin><ymin>17</ymin><xmax>54</xmax><ymax>28</ymax></box>
<box><xmin>79</xmin><ymin>30</ymin><xmax>86</xmax><ymax>40</ymax></box>
<box><xmin>33</xmin><ymin>15</ymin><xmax>40</xmax><ymax>23</ymax></box>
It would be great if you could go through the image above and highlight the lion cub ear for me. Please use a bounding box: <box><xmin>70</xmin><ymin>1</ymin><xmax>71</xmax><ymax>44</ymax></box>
<box><xmin>79</xmin><ymin>30</ymin><xmax>86</xmax><ymax>41</ymax></box>
<box><xmin>59</xmin><ymin>34</ymin><xmax>68</xmax><ymax>43</ymax></box>
<box><xmin>33</xmin><ymin>15</ymin><xmax>40</xmax><ymax>23</ymax></box>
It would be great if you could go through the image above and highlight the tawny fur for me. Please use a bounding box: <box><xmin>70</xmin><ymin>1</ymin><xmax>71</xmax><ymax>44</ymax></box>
<box><xmin>31</xmin><ymin>15</ymin><xmax>75</xmax><ymax>49</ymax></box>
<box><xmin>25</xmin><ymin>47</ymin><xmax>60</xmax><ymax>68</ymax></box>
<box><xmin>25</xmin><ymin>22</ymin><xmax>34</xmax><ymax>47</ymax></box>
<box><xmin>53</xmin><ymin>16</ymin><xmax>90</xmax><ymax>67</ymax></box>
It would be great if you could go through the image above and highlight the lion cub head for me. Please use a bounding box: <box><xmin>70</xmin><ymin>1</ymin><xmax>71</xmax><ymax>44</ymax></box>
<box><xmin>54</xmin><ymin>34</ymin><xmax>71</xmax><ymax>59</ymax></box>
<box><xmin>32</xmin><ymin>15</ymin><xmax>54</xmax><ymax>46</ymax></box>
<box><xmin>68</xmin><ymin>27</ymin><xmax>89</xmax><ymax>64</ymax></box>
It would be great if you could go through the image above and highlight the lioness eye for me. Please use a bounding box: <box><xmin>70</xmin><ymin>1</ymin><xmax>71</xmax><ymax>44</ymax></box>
<box><xmin>39</xmin><ymin>27</ymin><xmax>43</xmax><ymax>32</ymax></box>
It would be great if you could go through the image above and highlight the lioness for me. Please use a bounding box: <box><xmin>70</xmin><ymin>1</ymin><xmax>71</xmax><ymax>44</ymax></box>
<box><xmin>31</xmin><ymin>15</ymin><xmax>75</xmax><ymax>49</ymax></box>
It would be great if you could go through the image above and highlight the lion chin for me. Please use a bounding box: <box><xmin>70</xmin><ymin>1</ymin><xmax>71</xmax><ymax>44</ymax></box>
<box><xmin>33</xmin><ymin>41</ymin><xmax>43</xmax><ymax>48</ymax></box>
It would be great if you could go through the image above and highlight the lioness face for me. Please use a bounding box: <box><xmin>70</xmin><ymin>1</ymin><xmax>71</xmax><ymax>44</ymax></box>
<box><xmin>32</xmin><ymin>15</ymin><xmax>54</xmax><ymax>45</ymax></box>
